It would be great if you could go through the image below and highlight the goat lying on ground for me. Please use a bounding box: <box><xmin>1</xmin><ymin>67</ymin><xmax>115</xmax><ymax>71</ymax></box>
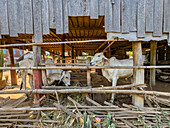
<box><xmin>17</xmin><ymin>58</ymin><xmax>71</xmax><ymax>90</ymax></box>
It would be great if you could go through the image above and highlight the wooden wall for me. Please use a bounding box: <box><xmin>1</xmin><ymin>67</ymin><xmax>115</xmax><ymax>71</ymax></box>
<box><xmin>0</xmin><ymin>0</ymin><xmax>169</xmax><ymax>43</ymax></box>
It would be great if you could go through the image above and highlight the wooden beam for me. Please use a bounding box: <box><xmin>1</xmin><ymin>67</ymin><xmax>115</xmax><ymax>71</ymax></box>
<box><xmin>86</xmin><ymin>57</ymin><xmax>91</xmax><ymax>88</ymax></box>
<box><xmin>132</xmin><ymin>41</ymin><xmax>144</xmax><ymax>107</ymax></box>
<box><xmin>150</xmin><ymin>41</ymin><xmax>157</xmax><ymax>86</ymax></box>
<box><xmin>102</xmin><ymin>41</ymin><xmax>115</xmax><ymax>53</ymax></box>
<box><xmin>0</xmin><ymin>39</ymin><xmax>113</xmax><ymax>48</ymax></box>
<box><xmin>70</xmin><ymin>26</ymin><xmax>104</xmax><ymax>30</ymax></box>
<box><xmin>62</xmin><ymin>44</ymin><xmax>65</xmax><ymax>63</ymax></box>
<box><xmin>71</xmin><ymin>46</ymin><xmax>74</xmax><ymax>63</ymax></box>
<box><xmin>95</xmin><ymin>41</ymin><xmax>108</xmax><ymax>52</ymax></box>
<box><xmin>8</xmin><ymin>47</ymin><xmax>17</xmax><ymax>86</ymax></box>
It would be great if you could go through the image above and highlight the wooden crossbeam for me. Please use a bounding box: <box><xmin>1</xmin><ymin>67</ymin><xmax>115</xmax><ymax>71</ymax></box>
<box><xmin>0</xmin><ymin>39</ymin><xmax>113</xmax><ymax>48</ymax></box>
<box><xmin>102</xmin><ymin>41</ymin><xmax>115</xmax><ymax>53</ymax></box>
<box><xmin>95</xmin><ymin>41</ymin><xmax>108</xmax><ymax>52</ymax></box>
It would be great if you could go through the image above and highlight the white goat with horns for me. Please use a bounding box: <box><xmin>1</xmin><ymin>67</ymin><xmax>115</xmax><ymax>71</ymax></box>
<box><xmin>90</xmin><ymin>52</ymin><xmax>133</xmax><ymax>101</ymax></box>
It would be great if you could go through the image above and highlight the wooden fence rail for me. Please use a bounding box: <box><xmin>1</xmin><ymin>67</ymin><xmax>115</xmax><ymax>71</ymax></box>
<box><xmin>0</xmin><ymin>66</ymin><xmax>170</xmax><ymax>70</ymax></box>
<box><xmin>0</xmin><ymin>89</ymin><xmax>170</xmax><ymax>97</ymax></box>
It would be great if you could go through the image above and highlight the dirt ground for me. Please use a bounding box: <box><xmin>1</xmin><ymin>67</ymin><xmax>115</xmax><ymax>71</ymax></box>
<box><xmin>0</xmin><ymin>71</ymin><xmax>31</xmax><ymax>99</ymax></box>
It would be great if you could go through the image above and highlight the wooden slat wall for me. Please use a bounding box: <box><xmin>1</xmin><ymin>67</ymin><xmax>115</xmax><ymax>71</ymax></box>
<box><xmin>137</xmin><ymin>0</ymin><xmax>145</xmax><ymax>38</ymax></box>
<box><xmin>33</xmin><ymin>0</ymin><xmax>43</xmax><ymax>42</ymax></box>
<box><xmin>8</xmin><ymin>0</ymin><xmax>18</xmax><ymax>37</ymax></box>
<box><xmin>129</xmin><ymin>0</ymin><xmax>137</xmax><ymax>32</ymax></box>
<box><xmin>122</xmin><ymin>0</ymin><xmax>130</xmax><ymax>33</ymax></box>
<box><xmin>90</xmin><ymin>0</ymin><xmax>98</xmax><ymax>19</ymax></box>
<box><xmin>16</xmin><ymin>0</ymin><xmax>25</xmax><ymax>33</ymax></box>
<box><xmin>49</xmin><ymin>0</ymin><xmax>56</xmax><ymax>29</ymax></box>
<box><xmin>63</xmin><ymin>0</ymin><xmax>69</xmax><ymax>33</ymax></box>
<box><xmin>24</xmin><ymin>0</ymin><xmax>33</xmax><ymax>34</ymax></box>
<box><xmin>54</xmin><ymin>0</ymin><xmax>63</xmax><ymax>34</ymax></box>
<box><xmin>153</xmin><ymin>0</ymin><xmax>163</xmax><ymax>37</ymax></box>
<box><xmin>145</xmin><ymin>0</ymin><xmax>154</xmax><ymax>32</ymax></box>
<box><xmin>0</xmin><ymin>0</ymin><xmax>9</xmax><ymax>36</ymax></box>
<box><xmin>42</xmin><ymin>0</ymin><xmax>50</xmax><ymax>35</ymax></box>
<box><xmin>105</xmin><ymin>0</ymin><xmax>112</xmax><ymax>32</ymax></box>
<box><xmin>163</xmin><ymin>0</ymin><xmax>170</xmax><ymax>33</ymax></box>
<box><xmin>112</xmin><ymin>0</ymin><xmax>120</xmax><ymax>32</ymax></box>
<box><xmin>0</xmin><ymin>0</ymin><xmax>168</xmax><ymax>42</ymax></box>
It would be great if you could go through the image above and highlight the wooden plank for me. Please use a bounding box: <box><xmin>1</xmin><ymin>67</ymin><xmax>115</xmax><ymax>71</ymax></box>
<box><xmin>0</xmin><ymin>0</ymin><xmax>9</xmax><ymax>35</ymax></box>
<box><xmin>163</xmin><ymin>0</ymin><xmax>170</xmax><ymax>33</ymax></box>
<box><xmin>153</xmin><ymin>0</ymin><xmax>163</xmax><ymax>36</ymax></box>
<box><xmin>54</xmin><ymin>0</ymin><xmax>63</xmax><ymax>34</ymax></box>
<box><xmin>122</xmin><ymin>0</ymin><xmax>130</xmax><ymax>33</ymax></box>
<box><xmin>24</xmin><ymin>0</ymin><xmax>33</xmax><ymax>34</ymax></box>
<box><xmin>145</xmin><ymin>0</ymin><xmax>154</xmax><ymax>32</ymax></box>
<box><xmin>49</xmin><ymin>0</ymin><xmax>56</xmax><ymax>28</ymax></box>
<box><xmin>132</xmin><ymin>42</ymin><xmax>144</xmax><ymax>107</ymax></box>
<box><xmin>150</xmin><ymin>41</ymin><xmax>157</xmax><ymax>86</ymax></box>
<box><xmin>112</xmin><ymin>0</ymin><xmax>120</xmax><ymax>32</ymax></box>
<box><xmin>99</xmin><ymin>0</ymin><xmax>105</xmax><ymax>15</ymax></box>
<box><xmin>16</xmin><ymin>0</ymin><xmax>25</xmax><ymax>33</ymax></box>
<box><xmin>105</xmin><ymin>0</ymin><xmax>112</xmax><ymax>32</ymax></box>
<box><xmin>90</xmin><ymin>0</ymin><xmax>98</xmax><ymax>19</ymax></box>
<box><xmin>129</xmin><ymin>0</ymin><xmax>137</xmax><ymax>31</ymax></box>
<box><xmin>137</xmin><ymin>0</ymin><xmax>145</xmax><ymax>37</ymax></box>
<box><xmin>63</xmin><ymin>0</ymin><xmax>69</xmax><ymax>33</ymax></box>
<box><xmin>83</xmin><ymin>0</ymin><xmax>90</xmax><ymax>16</ymax></box>
<box><xmin>42</xmin><ymin>0</ymin><xmax>50</xmax><ymax>35</ymax></box>
<box><xmin>8</xmin><ymin>47</ymin><xmax>17</xmax><ymax>86</ymax></box>
<box><xmin>7</xmin><ymin>0</ymin><xmax>18</xmax><ymax>37</ymax></box>
<box><xmin>69</xmin><ymin>0</ymin><xmax>83</xmax><ymax>16</ymax></box>
<box><xmin>33</xmin><ymin>0</ymin><xmax>43</xmax><ymax>42</ymax></box>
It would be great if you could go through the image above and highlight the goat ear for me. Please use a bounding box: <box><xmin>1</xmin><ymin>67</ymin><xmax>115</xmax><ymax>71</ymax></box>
<box><xmin>102</xmin><ymin>58</ymin><xmax>109</xmax><ymax>65</ymax></box>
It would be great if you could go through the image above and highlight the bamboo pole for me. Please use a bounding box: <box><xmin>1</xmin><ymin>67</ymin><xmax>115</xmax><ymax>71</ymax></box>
<box><xmin>0</xmin><ymin>89</ymin><xmax>170</xmax><ymax>97</ymax></box>
<box><xmin>0</xmin><ymin>119</ymin><xmax>59</xmax><ymax>123</ymax></box>
<box><xmin>0</xmin><ymin>65</ymin><xmax>170</xmax><ymax>70</ymax></box>
<box><xmin>0</xmin><ymin>107</ymin><xmax>59</xmax><ymax>111</ymax></box>
<box><xmin>0</xmin><ymin>39</ymin><xmax>114</xmax><ymax>48</ymax></box>
<box><xmin>40</xmin><ymin>63</ymin><xmax>89</xmax><ymax>66</ymax></box>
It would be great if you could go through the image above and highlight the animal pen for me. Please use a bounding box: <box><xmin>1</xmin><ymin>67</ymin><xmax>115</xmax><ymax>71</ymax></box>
<box><xmin>0</xmin><ymin>0</ymin><xmax>170</xmax><ymax>127</ymax></box>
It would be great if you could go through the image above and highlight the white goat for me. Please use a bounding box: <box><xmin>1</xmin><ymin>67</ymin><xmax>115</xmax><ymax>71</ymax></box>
<box><xmin>90</xmin><ymin>53</ymin><xmax>133</xmax><ymax>100</ymax></box>
<box><xmin>17</xmin><ymin>58</ymin><xmax>71</xmax><ymax>90</ymax></box>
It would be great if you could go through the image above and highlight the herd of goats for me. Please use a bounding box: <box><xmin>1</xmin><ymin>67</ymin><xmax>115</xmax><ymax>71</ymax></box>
<box><xmin>17</xmin><ymin>52</ymin><xmax>134</xmax><ymax>101</ymax></box>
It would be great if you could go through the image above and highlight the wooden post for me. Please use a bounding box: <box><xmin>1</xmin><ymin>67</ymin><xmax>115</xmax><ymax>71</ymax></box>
<box><xmin>62</xmin><ymin>44</ymin><xmax>65</xmax><ymax>63</ymax></box>
<box><xmin>75</xmin><ymin>50</ymin><xmax>78</xmax><ymax>63</ymax></box>
<box><xmin>86</xmin><ymin>57</ymin><xmax>91</xmax><ymax>88</ymax></box>
<box><xmin>8</xmin><ymin>47</ymin><xmax>17</xmax><ymax>86</ymax></box>
<box><xmin>71</xmin><ymin>46</ymin><xmax>74</xmax><ymax>63</ymax></box>
<box><xmin>33</xmin><ymin>46</ymin><xmax>43</xmax><ymax>100</ymax></box>
<box><xmin>42</xmin><ymin>50</ymin><xmax>45</xmax><ymax>60</ymax></box>
<box><xmin>132</xmin><ymin>42</ymin><xmax>144</xmax><ymax>107</ymax></box>
<box><xmin>150</xmin><ymin>41</ymin><xmax>157</xmax><ymax>86</ymax></box>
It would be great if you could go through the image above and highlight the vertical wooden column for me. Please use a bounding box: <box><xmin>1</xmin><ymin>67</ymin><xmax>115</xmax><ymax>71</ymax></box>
<box><xmin>33</xmin><ymin>46</ymin><xmax>43</xmax><ymax>100</ymax></box>
<box><xmin>150</xmin><ymin>41</ymin><xmax>157</xmax><ymax>86</ymax></box>
<box><xmin>132</xmin><ymin>42</ymin><xmax>144</xmax><ymax>107</ymax></box>
<box><xmin>86</xmin><ymin>57</ymin><xmax>91</xmax><ymax>88</ymax></box>
<box><xmin>32</xmin><ymin>0</ymin><xmax>43</xmax><ymax>100</ymax></box>
<box><xmin>71</xmin><ymin>46</ymin><xmax>74</xmax><ymax>63</ymax></box>
<box><xmin>62</xmin><ymin>44</ymin><xmax>65</xmax><ymax>63</ymax></box>
<box><xmin>8</xmin><ymin>47</ymin><xmax>17</xmax><ymax>86</ymax></box>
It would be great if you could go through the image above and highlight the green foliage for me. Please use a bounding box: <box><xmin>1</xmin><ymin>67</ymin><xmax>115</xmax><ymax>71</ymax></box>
<box><xmin>83</xmin><ymin>112</ymin><xmax>87</xmax><ymax>128</ymax></box>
